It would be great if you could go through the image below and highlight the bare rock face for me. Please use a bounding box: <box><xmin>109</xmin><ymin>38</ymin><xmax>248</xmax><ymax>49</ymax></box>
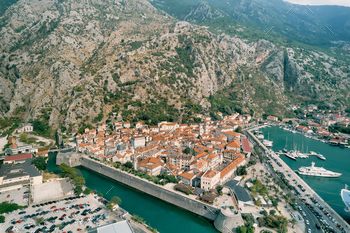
<box><xmin>184</xmin><ymin>2</ymin><xmax>225</xmax><ymax>23</ymax></box>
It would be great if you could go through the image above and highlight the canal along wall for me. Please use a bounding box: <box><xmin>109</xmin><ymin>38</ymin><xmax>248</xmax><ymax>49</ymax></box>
<box><xmin>56</xmin><ymin>152</ymin><xmax>244</xmax><ymax>232</ymax></box>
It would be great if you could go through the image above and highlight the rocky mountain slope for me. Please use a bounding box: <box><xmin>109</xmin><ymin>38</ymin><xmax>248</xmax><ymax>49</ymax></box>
<box><xmin>149</xmin><ymin>0</ymin><xmax>350</xmax><ymax>47</ymax></box>
<box><xmin>0</xmin><ymin>0</ymin><xmax>349</xmax><ymax>133</ymax></box>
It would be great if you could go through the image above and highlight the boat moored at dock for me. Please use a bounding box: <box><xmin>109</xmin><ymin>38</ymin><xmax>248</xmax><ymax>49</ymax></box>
<box><xmin>317</xmin><ymin>153</ymin><xmax>326</xmax><ymax>160</ymax></box>
<box><xmin>285</xmin><ymin>151</ymin><xmax>297</xmax><ymax>161</ymax></box>
<box><xmin>309</xmin><ymin>151</ymin><xmax>317</xmax><ymax>155</ymax></box>
<box><xmin>341</xmin><ymin>185</ymin><xmax>350</xmax><ymax>213</ymax></box>
<box><xmin>297</xmin><ymin>162</ymin><xmax>341</xmax><ymax>178</ymax></box>
<box><xmin>263</xmin><ymin>139</ymin><xmax>273</xmax><ymax>147</ymax></box>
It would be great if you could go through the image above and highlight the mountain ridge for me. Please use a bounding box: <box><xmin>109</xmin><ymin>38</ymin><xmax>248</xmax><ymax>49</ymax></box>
<box><xmin>0</xmin><ymin>0</ymin><xmax>349</xmax><ymax>135</ymax></box>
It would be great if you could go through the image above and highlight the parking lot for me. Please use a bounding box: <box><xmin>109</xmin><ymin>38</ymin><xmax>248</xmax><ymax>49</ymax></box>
<box><xmin>2</xmin><ymin>194</ymin><xmax>119</xmax><ymax>233</ymax></box>
<box><xmin>0</xmin><ymin>187</ymin><xmax>30</xmax><ymax>206</ymax></box>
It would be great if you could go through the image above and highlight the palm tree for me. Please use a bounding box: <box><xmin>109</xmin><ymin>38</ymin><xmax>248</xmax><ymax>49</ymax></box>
<box><xmin>260</xmin><ymin>169</ymin><xmax>264</xmax><ymax>176</ymax></box>
<box><xmin>252</xmin><ymin>168</ymin><xmax>256</xmax><ymax>177</ymax></box>
<box><xmin>272</xmin><ymin>177</ymin><xmax>277</xmax><ymax>183</ymax></box>
<box><xmin>291</xmin><ymin>218</ymin><xmax>297</xmax><ymax>228</ymax></box>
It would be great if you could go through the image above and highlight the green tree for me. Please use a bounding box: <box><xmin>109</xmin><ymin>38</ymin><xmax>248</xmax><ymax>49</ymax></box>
<box><xmin>235</xmin><ymin>126</ymin><xmax>244</xmax><ymax>134</ymax></box>
<box><xmin>0</xmin><ymin>201</ymin><xmax>27</xmax><ymax>214</ymax></box>
<box><xmin>236</xmin><ymin>225</ymin><xmax>247</xmax><ymax>233</ymax></box>
<box><xmin>124</xmin><ymin>161</ymin><xmax>134</xmax><ymax>169</ymax></box>
<box><xmin>252</xmin><ymin>168</ymin><xmax>256</xmax><ymax>177</ymax></box>
<box><xmin>110</xmin><ymin>196</ymin><xmax>122</xmax><ymax>205</ymax></box>
<box><xmin>32</xmin><ymin>119</ymin><xmax>52</xmax><ymax>138</ymax></box>
<box><xmin>74</xmin><ymin>186</ymin><xmax>83</xmax><ymax>195</ymax></box>
<box><xmin>97</xmin><ymin>193</ymin><xmax>103</xmax><ymax>197</ymax></box>
<box><xmin>269</xmin><ymin>209</ymin><xmax>276</xmax><ymax>216</ymax></box>
<box><xmin>0</xmin><ymin>215</ymin><xmax>5</xmax><ymax>223</ymax></box>
<box><xmin>260</xmin><ymin>169</ymin><xmax>264</xmax><ymax>176</ymax></box>
<box><xmin>73</xmin><ymin>176</ymin><xmax>85</xmax><ymax>186</ymax></box>
<box><xmin>254</xmin><ymin>198</ymin><xmax>262</xmax><ymax>206</ymax></box>
<box><xmin>106</xmin><ymin>196</ymin><xmax>122</xmax><ymax>210</ymax></box>
<box><xmin>20</xmin><ymin>133</ymin><xmax>27</xmax><ymax>142</ymax></box>
<box><xmin>83</xmin><ymin>188</ymin><xmax>92</xmax><ymax>195</ymax></box>
<box><xmin>59</xmin><ymin>163</ymin><xmax>77</xmax><ymax>179</ymax></box>
<box><xmin>184</xmin><ymin>147</ymin><xmax>192</xmax><ymax>154</ymax></box>
<box><xmin>291</xmin><ymin>218</ymin><xmax>297</xmax><ymax>228</ymax></box>
<box><xmin>131</xmin><ymin>215</ymin><xmax>144</xmax><ymax>224</ymax></box>
<box><xmin>260</xmin><ymin>210</ymin><xmax>268</xmax><ymax>216</ymax></box>
<box><xmin>31</xmin><ymin>156</ymin><xmax>47</xmax><ymax>170</ymax></box>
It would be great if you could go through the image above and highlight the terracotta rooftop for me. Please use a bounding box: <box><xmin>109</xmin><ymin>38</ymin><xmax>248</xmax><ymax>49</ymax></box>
<box><xmin>202</xmin><ymin>170</ymin><xmax>220</xmax><ymax>179</ymax></box>
<box><xmin>4</xmin><ymin>153</ymin><xmax>32</xmax><ymax>162</ymax></box>
<box><xmin>179</xmin><ymin>172</ymin><xmax>195</xmax><ymax>180</ymax></box>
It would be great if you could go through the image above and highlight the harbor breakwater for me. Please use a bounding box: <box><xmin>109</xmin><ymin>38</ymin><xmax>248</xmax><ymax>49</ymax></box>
<box><xmin>56</xmin><ymin>152</ymin><xmax>244</xmax><ymax>233</ymax></box>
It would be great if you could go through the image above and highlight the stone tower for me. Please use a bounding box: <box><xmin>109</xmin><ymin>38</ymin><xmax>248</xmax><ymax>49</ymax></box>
<box><xmin>133</xmin><ymin>154</ymin><xmax>138</xmax><ymax>171</ymax></box>
<box><xmin>204</xmin><ymin>121</ymin><xmax>209</xmax><ymax>134</ymax></box>
<box><xmin>199</xmin><ymin>123</ymin><xmax>204</xmax><ymax>135</ymax></box>
<box><xmin>214</xmin><ymin>208</ymin><xmax>244</xmax><ymax>233</ymax></box>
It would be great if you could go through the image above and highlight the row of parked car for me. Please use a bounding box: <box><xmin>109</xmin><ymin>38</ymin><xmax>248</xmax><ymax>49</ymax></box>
<box><xmin>31</xmin><ymin>196</ymin><xmax>84</xmax><ymax>209</ymax></box>
<box><xmin>305</xmin><ymin>197</ymin><xmax>346</xmax><ymax>233</ymax></box>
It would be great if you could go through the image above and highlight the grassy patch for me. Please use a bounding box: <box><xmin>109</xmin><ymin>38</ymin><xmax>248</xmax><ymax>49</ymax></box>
<box><xmin>38</xmin><ymin>142</ymin><xmax>54</xmax><ymax>152</ymax></box>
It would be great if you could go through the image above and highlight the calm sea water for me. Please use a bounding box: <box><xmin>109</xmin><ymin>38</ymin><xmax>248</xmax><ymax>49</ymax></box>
<box><xmin>261</xmin><ymin>126</ymin><xmax>350</xmax><ymax>223</ymax></box>
<box><xmin>47</xmin><ymin>153</ymin><xmax>218</xmax><ymax>233</ymax></box>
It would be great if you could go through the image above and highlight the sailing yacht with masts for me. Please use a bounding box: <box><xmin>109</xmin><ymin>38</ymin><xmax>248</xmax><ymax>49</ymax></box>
<box><xmin>283</xmin><ymin>137</ymin><xmax>288</xmax><ymax>153</ymax></box>
<box><xmin>297</xmin><ymin>142</ymin><xmax>308</xmax><ymax>158</ymax></box>
<box><xmin>263</xmin><ymin>132</ymin><xmax>273</xmax><ymax>147</ymax></box>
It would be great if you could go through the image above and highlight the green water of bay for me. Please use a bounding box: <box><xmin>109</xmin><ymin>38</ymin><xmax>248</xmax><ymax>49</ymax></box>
<box><xmin>260</xmin><ymin>126</ymin><xmax>350</xmax><ymax>223</ymax></box>
<box><xmin>46</xmin><ymin>153</ymin><xmax>218</xmax><ymax>233</ymax></box>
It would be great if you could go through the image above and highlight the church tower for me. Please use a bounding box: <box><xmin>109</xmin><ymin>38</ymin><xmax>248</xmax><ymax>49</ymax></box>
<box><xmin>204</xmin><ymin>121</ymin><xmax>209</xmax><ymax>134</ymax></box>
<box><xmin>199</xmin><ymin>123</ymin><xmax>204</xmax><ymax>135</ymax></box>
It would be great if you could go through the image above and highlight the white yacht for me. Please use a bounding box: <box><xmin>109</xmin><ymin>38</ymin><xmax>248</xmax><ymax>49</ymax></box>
<box><xmin>297</xmin><ymin>162</ymin><xmax>341</xmax><ymax>178</ymax></box>
<box><xmin>285</xmin><ymin>151</ymin><xmax>297</xmax><ymax>161</ymax></box>
<box><xmin>309</xmin><ymin>151</ymin><xmax>317</xmax><ymax>156</ymax></box>
<box><xmin>256</xmin><ymin>134</ymin><xmax>264</xmax><ymax>139</ymax></box>
<box><xmin>317</xmin><ymin>153</ymin><xmax>326</xmax><ymax>160</ymax></box>
<box><xmin>341</xmin><ymin>185</ymin><xmax>350</xmax><ymax>213</ymax></box>
<box><xmin>262</xmin><ymin>132</ymin><xmax>273</xmax><ymax>147</ymax></box>
<box><xmin>297</xmin><ymin>151</ymin><xmax>308</xmax><ymax>159</ymax></box>
<box><xmin>263</xmin><ymin>139</ymin><xmax>273</xmax><ymax>147</ymax></box>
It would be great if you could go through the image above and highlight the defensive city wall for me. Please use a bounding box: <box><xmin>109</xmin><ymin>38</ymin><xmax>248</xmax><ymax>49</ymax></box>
<box><xmin>56</xmin><ymin>152</ymin><xmax>244</xmax><ymax>232</ymax></box>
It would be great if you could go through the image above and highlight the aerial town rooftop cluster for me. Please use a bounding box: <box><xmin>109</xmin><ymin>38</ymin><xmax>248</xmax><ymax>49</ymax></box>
<box><xmin>269</xmin><ymin>105</ymin><xmax>350</xmax><ymax>146</ymax></box>
<box><xmin>75</xmin><ymin>112</ymin><xmax>253</xmax><ymax>190</ymax></box>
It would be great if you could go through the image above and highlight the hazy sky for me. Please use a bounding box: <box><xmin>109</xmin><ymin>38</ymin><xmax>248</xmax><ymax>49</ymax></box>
<box><xmin>284</xmin><ymin>0</ymin><xmax>350</xmax><ymax>7</ymax></box>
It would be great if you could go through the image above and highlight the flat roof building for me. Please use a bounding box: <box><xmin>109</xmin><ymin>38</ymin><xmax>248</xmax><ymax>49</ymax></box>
<box><xmin>88</xmin><ymin>220</ymin><xmax>134</xmax><ymax>233</ymax></box>
<box><xmin>0</xmin><ymin>158</ymin><xmax>42</xmax><ymax>192</ymax></box>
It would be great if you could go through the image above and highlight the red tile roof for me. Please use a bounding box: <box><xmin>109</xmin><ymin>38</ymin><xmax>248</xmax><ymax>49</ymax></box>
<box><xmin>241</xmin><ymin>138</ymin><xmax>251</xmax><ymax>153</ymax></box>
<box><xmin>4</xmin><ymin>153</ymin><xmax>32</xmax><ymax>162</ymax></box>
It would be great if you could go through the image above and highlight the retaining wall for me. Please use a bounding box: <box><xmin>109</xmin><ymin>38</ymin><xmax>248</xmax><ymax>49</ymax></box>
<box><xmin>80</xmin><ymin>156</ymin><xmax>219</xmax><ymax>220</ymax></box>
